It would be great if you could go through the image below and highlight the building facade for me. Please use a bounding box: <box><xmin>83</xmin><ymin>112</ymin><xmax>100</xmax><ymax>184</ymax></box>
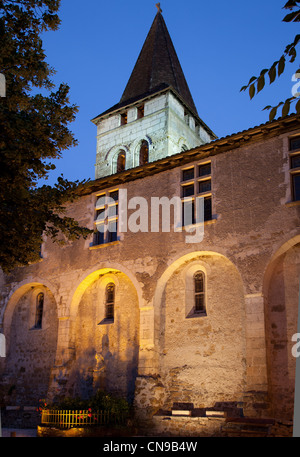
<box><xmin>0</xmin><ymin>9</ymin><xmax>300</xmax><ymax>436</ymax></box>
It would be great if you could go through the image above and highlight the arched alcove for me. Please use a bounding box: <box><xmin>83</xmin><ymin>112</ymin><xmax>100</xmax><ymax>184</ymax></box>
<box><xmin>263</xmin><ymin>236</ymin><xmax>300</xmax><ymax>421</ymax></box>
<box><xmin>67</xmin><ymin>267</ymin><xmax>140</xmax><ymax>403</ymax></box>
<box><xmin>153</xmin><ymin>251</ymin><xmax>246</xmax><ymax>410</ymax></box>
<box><xmin>0</xmin><ymin>282</ymin><xmax>58</xmax><ymax>405</ymax></box>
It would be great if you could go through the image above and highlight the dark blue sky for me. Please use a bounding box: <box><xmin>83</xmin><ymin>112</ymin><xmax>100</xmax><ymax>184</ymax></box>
<box><xmin>39</xmin><ymin>0</ymin><xmax>299</xmax><ymax>186</ymax></box>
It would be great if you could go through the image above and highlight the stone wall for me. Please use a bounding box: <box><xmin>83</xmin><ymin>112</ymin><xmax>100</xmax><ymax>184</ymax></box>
<box><xmin>95</xmin><ymin>92</ymin><xmax>204</xmax><ymax>179</ymax></box>
<box><xmin>65</xmin><ymin>271</ymin><xmax>140</xmax><ymax>402</ymax></box>
<box><xmin>0</xmin><ymin>286</ymin><xmax>58</xmax><ymax>405</ymax></box>
<box><xmin>159</xmin><ymin>254</ymin><xmax>246</xmax><ymax>410</ymax></box>
<box><xmin>264</xmin><ymin>243</ymin><xmax>300</xmax><ymax>421</ymax></box>
<box><xmin>0</xmin><ymin>128</ymin><xmax>299</xmax><ymax>432</ymax></box>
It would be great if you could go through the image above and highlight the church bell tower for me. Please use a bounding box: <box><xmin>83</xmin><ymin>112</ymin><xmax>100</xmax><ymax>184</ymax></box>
<box><xmin>92</xmin><ymin>5</ymin><xmax>216</xmax><ymax>180</ymax></box>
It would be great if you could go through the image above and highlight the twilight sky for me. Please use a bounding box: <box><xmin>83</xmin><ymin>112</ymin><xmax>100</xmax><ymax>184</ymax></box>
<box><xmin>38</xmin><ymin>0</ymin><xmax>298</xmax><ymax>186</ymax></box>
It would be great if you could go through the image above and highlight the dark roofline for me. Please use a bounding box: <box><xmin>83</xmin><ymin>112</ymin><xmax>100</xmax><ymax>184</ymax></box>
<box><xmin>91</xmin><ymin>10</ymin><xmax>204</xmax><ymax>127</ymax></box>
<box><xmin>91</xmin><ymin>83</ymin><xmax>169</xmax><ymax>122</ymax></box>
<box><xmin>79</xmin><ymin>113</ymin><xmax>300</xmax><ymax>197</ymax></box>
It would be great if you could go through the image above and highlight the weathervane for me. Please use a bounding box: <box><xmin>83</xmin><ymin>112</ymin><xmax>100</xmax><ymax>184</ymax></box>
<box><xmin>156</xmin><ymin>3</ymin><xmax>162</xmax><ymax>13</ymax></box>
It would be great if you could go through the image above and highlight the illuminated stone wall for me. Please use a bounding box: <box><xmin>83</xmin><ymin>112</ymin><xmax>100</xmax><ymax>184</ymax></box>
<box><xmin>94</xmin><ymin>92</ymin><xmax>209</xmax><ymax>179</ymax></box>
<box><xmin>0</xmin><ymin>128</ymin><xmax>299</xmax><ymax>432</ymax></box>
<box><xmin>159</xmin><ymin>253</ymin><xmax>246</xmax><ymax>410</ymax></box>
<box><xmin>66</xmin><ymin>271</ymin><xmax>140</xmax><ymax>402</ymax></box>
<box><xmin>0</xmin><ymin>286</ymin><xmax>58</xmax><ymax>405</ymax></box>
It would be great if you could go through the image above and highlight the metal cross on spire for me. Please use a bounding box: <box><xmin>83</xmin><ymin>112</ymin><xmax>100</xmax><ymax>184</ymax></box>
<box><xmin>156</xmin><ymin>3</ymin><xmax>162</xmax><ymax>13</ymax></box>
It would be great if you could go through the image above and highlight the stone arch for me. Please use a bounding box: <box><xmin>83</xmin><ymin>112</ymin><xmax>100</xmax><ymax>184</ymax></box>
<box><xmin>263</xmin><ymin>235</ymin><xmax>300</xmax><ymax>421</ymax></box>
<box><xmin>1</xmin><ymin>278</ymin><xmax>57</xmax><ymax>336</ymax></box>
<box><xmin>111</xmin><ymin>147</ymin><xmax>128</xmax><ymax>174</ymax></box>
<box><xmin>177</xmin><ymin>137</ymin><xmax>190</xmax><ymax>152</ymax></box>
<box><xmin>263</xmin><ymin>234</ymin><xmax>300</xmax><ymax>292</ymax></box>
<box><xmin>66</xmin><ymin>265</ymin><xmax>142</xmax><ymax>402</ymax></box>
<box><xmin>152</xmin><ymin>250</ymin><xmax>246</xmax><ymax>410</ymax></box>
<box><xmin>0</xmin><ymin>280</ymin><xmax>58</xmax><ymax>405</ymax></box>
<box><xmin>131</xmin><ymin>137</ymin><xmax>152</xmax><ymax>168</ymax></box>
<box><xmin>104</xmin><ymin>145</ymin><xmax>129</xmax><ymax>174</ymax></box>
<box><xmin>153</xmin><ymin>250</ymin><xmax>245</xmax><ymax>314</ymax></box>
<box><xmin>69</xmin><ymin>264</ymin><xmax>143</xmax><ymax>321</ymax></box>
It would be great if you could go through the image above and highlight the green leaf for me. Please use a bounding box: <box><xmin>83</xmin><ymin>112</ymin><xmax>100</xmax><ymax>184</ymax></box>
<box><xmin>240</xmin><ymin>85</ymin><xmax>248</xmax><ymax>92</ymax></box>
<box><xmin>282</xmin><ymin>99</ymin><xmax>291</xmax><ymax>117</ymax></box>
<box><xmin>257</xmin><ymin>74</ymin><xmax>265</xmax><ymax>93</ymax></box>
<box><xmin>268</xmin><ymin>65</ymin><xmax>277</xmax><ymax>84</ymax></box>
<box><xmin>278</xmin><ymin>56</ymin><xmax>285</xmax><ymax>76</ymax></box>
<box><xmin>269</xmin><ymin>106</ymin><xmax>277</xmax><ymax>121</ymax></box>
<box><xmin>263</xmin><ymin>105</ymin><xmax>272</xmax><ymax>111</ymax></box>
<box><xmin>249</xmin><ymin>83</ymin><xmax>255</xmax><ymax>99</ymax></box>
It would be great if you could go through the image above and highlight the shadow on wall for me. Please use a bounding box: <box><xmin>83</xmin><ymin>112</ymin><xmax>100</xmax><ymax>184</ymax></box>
<box><xmin>264</xmin><ymin>242</ymin><xmax>300</xmax><ymax>421</ymax></box>
<box><xmin>62</xmin><ymin>270</ymin><xmax>140</xmax><ymax>405</ymax></box>
<box><xmin>66</xmin><ymin>328</ymin><xmax>139</xmax><ymax>405</ymax></box>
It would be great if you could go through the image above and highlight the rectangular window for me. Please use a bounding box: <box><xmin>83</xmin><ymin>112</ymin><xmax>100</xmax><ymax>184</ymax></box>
<box><xmin>198</xmin><ymin>163</ymin><xmax>211</xmax><ymax>177</ymax></box>
<box><xmin>199</xmin><ymin>179</ymin><xmax>211</xmax><ymax>194</ymax></box>
<box><xmin>94</xmin><ymin>189</ymin><xmax>119</xmax><ymax>245</ymax></box>
<box><xmin>204</xmin><ymin>196</ymin><xmax>212</xmax><ymax>221</ymax></box>
<box><xmin>137</xmin><ymin>105</ymin><xmax>144</xmax><ymax>119</ymax></box>
<box><xmin>182</xmin><ymin>168</ymin><xmax>194</xmax><ymax>182</ymax></box>
<box><xmin>291</xmin><ymin>154</ymin><xmax>300</xmax><ymax>169</ymax></box>
<box><xmin>292</xmin><ymin>174</ymin><xmax>300</xmax><ymax>201</ymax></box>
<box><xmin>182</xmin><ymin>183</ymin><xmax>195</xmax><ymax>197</ymax></box>
<box><xmin>121</xmin><ymin>112</ymin><xmax>127</xmax><ymax>125</ymax></box>
<box><xmin>289</xmin><ymin>136</ymin><xmax>300</xmax><ymax>202</ymax></box>
<box><xmin>290</xmin><ymin>136</ymin><xmax>300</xmax><ymax>151</ymax></box>
<box><xmin>181</xmin><ymin>161</ymin><xmax>212</xmax><ymax>225</ymax></box>
<box><xmin>182</xmin><ymin>199</ymin><xmax>195</xmax><ymax>226</ymax></box>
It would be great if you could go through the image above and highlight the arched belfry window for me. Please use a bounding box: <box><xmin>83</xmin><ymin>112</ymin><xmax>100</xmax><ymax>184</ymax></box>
<box><xmin>194</xmin><ymin>271</ymin><xmax>205</xmax><ymax>313</ymax></box>
<box><xmin>181</xmin><ymin>144</ymin><xmax>188</xmax><ymax>152</ymax></box>
<box><xmin>105</xmin><ymin>283</ymin><xmax>115</xmax><ymax>320</ymax></box>
<box><xmin>139</xmin><ymin>140</ymin><xmax>149</xmax><ymax>166</ymax></box>
<box><xmin>35</xmin><ymin>292</ymin><xmax>44</xmax><ymax>328</ymax></box>
<box><xmin>117</xmin><ymin>150</ymin><xmax>126</xmax><ymax>173</ymax></box>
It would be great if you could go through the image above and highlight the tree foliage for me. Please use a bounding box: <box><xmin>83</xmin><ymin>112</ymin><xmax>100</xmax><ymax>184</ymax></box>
<box><xmin>0</xmin><ymin>0</ymin><xmax>92</xmax><ymax>273</ymax></box>
<box><xmin>241</xmin><ymin>0</ymin><xmax>300</xmax><ymax>120</ymax></box>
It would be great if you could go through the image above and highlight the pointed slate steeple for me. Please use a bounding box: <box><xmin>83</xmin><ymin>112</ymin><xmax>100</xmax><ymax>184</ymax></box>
<box><xmin>120</xmin><ymin>9</ymin><xmax>198</xmax><ymax>117</ymax></box>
